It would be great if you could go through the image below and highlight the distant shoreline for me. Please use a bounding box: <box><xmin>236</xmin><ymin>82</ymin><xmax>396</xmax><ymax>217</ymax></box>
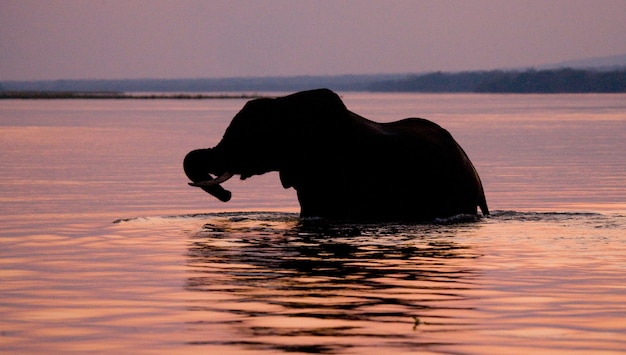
<box><xmin>2</xmin><ymin>68</ymin><xmax>625</xmax><ymax>94</ymax></box>
<box><xmin>0</xmin><ymin>91</ymin><xmax>269</xmax><ymax>100</ymax></box>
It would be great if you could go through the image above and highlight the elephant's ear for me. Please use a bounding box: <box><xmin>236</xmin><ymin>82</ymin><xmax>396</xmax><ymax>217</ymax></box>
<box><xmin>278</xmin><ymin>89</ymin><xmax>352</xmax><ymax>150</ymax></box>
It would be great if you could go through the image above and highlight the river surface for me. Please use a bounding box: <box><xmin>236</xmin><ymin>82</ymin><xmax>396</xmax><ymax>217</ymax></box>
<box><xmin>1</xmin><ymin>93</ymin><xmax>625</xmax><ymax>354</ymax></box>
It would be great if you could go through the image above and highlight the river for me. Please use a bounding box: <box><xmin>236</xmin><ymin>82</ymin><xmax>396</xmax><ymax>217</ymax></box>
<box><xmin>1</xmin><ymin>93</ymin><xmax>625</xmax><ymax>353</ymax></box>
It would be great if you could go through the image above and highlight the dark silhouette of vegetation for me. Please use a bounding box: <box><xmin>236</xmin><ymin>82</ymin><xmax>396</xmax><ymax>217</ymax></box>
<box><xmin>2</xmin><ymin>68</ymin><xmax>624</xmax><ymax>94</ymax></box>
<box><xmin>369</xmin><ymin>68</ymin><xmax>626</xmax><ymax>93</ymax></box>
<box><xmin>473</xmin><ymin>68</ymin><xmax>626</xmax><ymax>93</ymax></box>
<box><xmin>369</xmin><ymin>71</ymin><xmax>487</xmax><ymax>92</ymax></box>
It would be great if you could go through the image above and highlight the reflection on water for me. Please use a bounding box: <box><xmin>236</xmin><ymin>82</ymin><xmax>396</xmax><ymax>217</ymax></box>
<box><xmin>178</xmin><ymin>212</ymin><xmax>626</xmax><ymax>354</ymax></box>
<box><xmin>2</xmin><ymin>212</ymin><xmax>626</xmax><ymax>353</ymax></box>
<box><xmin>185</xmin><ymin>213</ymin><xmax>483</xmax><ymax>353</ymax></box>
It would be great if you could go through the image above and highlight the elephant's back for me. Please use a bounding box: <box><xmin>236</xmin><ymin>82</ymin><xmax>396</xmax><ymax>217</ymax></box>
<box><xmin>383</xmin><ymin>118</ymin><xmax>451</xmax><ymax>140</ymax></box>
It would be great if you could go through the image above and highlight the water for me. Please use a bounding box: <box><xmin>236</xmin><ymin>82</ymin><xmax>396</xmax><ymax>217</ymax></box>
<box><xmin>1</xmin><ymin>93</ymin><xmax>625</xmax><ymax>353</ymax></box>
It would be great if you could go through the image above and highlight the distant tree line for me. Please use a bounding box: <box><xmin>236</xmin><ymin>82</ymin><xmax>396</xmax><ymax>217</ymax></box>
<box><xmin>2</xmin><ymin>68</ymin><xmax>625</xmax><ymax>94</ymax></box>
<box><xmin>0</xmin><ymin>91</ymin><xmax>267</xmax><ymax>100</ymax></box>
<box><xmin>0</xmin><ymin>74</ymin><xmax>403</xmax><ymax>93</ymax></box>
<box><xmin>474</xmin><ymin>69</ymin><xmax>626</xmax><ymax>93</ymax></box>
<box><xmin>369</xmin><ymin>68</ymin><xmax>626</xmax><ymax>93</ymax></box>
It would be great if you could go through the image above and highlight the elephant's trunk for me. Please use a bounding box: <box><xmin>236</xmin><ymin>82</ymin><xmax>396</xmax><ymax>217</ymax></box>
<box><xmin>183</xmin><ymin>148</ymin><xmax>232</xmax><ymax>202</ymax></box>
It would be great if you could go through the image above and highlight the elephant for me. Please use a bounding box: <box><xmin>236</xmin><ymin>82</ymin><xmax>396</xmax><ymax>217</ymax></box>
<box><xmin>184</xmin><ymin>89</ymin><xmax>489</xmax><ymax>222</ymax></box>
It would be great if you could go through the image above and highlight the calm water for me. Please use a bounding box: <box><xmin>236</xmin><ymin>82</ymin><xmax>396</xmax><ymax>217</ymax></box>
<box><xmin>1</xmin><ymin>93</ymin><xmax>625</xmax><ymax>354</ymax></box>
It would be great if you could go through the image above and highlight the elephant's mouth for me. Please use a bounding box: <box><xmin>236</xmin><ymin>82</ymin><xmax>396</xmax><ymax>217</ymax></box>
<box><xmin>188</xmin><ymin>172</ymin><xmax>235</xmax><ymax>187</ymax></box>
<box><xmin>188</xmin><ymin>172</ymin><xmax>235</xmax><ymax>202</ymax></box>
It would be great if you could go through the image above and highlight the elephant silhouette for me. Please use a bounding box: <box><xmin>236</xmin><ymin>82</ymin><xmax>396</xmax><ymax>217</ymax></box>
<box><xmin>184</xmin><ymin>89</ymin><xmax>488</xmax><ymax>221</ymax></box>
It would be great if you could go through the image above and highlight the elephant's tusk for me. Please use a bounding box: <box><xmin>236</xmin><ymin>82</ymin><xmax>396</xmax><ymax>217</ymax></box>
<box><xmin>189</xmin><ymin>172</ymin><xmax>234</xmax><ymax>187</ymax></box>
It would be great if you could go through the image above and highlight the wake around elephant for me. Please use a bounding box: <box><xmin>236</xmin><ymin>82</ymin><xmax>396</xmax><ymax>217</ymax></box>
<box><xmin>184</xmin><ymin>89</ymin><xmax>489</xmax><ymax>222</ymax></box>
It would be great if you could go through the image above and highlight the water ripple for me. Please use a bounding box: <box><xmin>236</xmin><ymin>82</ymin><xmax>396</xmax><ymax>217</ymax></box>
<box><xmin>182</xmin><ymin>212</ymin><xmax>483</xmax><ymax>352</ymax></box>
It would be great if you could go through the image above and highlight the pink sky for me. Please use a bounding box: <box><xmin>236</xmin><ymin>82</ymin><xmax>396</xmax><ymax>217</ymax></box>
<box><xmin>1</xmin><ymin>0</ymin><xmax>625</xmax><ymax>80</ymax></box>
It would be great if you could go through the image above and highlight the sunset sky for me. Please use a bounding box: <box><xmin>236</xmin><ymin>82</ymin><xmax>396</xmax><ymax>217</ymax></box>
<box><xmin>1</xmin><ymin>0</ymin><xmax>625</xmax><ymax>81</ymax></box>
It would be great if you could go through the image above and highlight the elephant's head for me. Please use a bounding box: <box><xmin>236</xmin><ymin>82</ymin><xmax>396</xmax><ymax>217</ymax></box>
<box><xmin>184</xmin><ymin>89</ymin><xmax>350</xmax><ymax>202</ymax></box>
